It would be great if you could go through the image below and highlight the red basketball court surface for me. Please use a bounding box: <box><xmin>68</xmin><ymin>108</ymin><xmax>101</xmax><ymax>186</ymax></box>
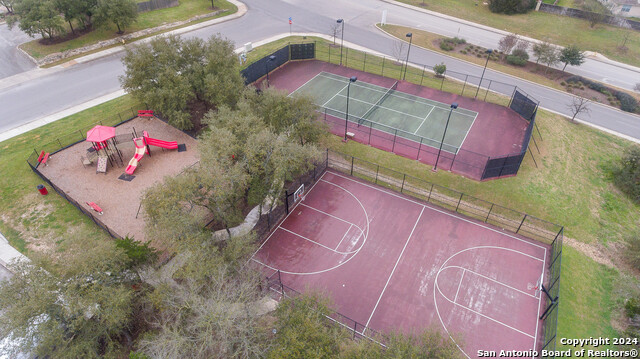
<box><xmin>251</xmin><ymin>170</ymin><xmax>549</xmax><ymax>357</ymax></box>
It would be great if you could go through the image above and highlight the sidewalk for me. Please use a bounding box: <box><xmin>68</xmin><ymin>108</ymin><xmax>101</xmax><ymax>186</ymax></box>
<box><xmin>0</xmin><ymin>231</ymin><xmax>28</xmax><ymax>278</ymax></box>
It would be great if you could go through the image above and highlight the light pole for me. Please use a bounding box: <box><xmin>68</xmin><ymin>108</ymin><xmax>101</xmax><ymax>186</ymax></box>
<box><xmin>337</xmin><ymin>19</ymin><xmax>345</xmax><ymax>66</ymax></box>
<box><xmin>433</xmin><ymin>103</ymin><xmax>458</xmax><ymax>172</ymax></box>
<box><xmin>475</xmin><ymin>49</ymin><xmax>492</xmax><ymax>99</ymax></box>
<box><xmin>403</xmin><ymin>33</ymin><xmax>413</xmax><ymax>81</ymax></box>
<box><xmin>265</xmin><ymin>55</ymin><xmax>276</xmax><ymax>87</ymax></box>
<box><xmin>344</xmin><ymin>76</ymin><xmax>357</xmax><ymax>141</ymax></box>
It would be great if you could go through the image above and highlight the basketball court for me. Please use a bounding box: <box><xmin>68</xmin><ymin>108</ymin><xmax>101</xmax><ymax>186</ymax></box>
<box><xmin>251</xmin><ymin>169</ymin><xmax>548</xmax><ymax>357</ymax></box>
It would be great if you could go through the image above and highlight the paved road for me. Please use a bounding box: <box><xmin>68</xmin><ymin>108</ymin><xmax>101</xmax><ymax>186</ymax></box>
<box><xmin>0</xmin><ymin>23</ymin><xmax>36</xmax><ymax>79</ymax></box>
<box><xmin>0</xmin><ymin>0</ymin><xmax>638</xmax><ymax>140</ymax></box>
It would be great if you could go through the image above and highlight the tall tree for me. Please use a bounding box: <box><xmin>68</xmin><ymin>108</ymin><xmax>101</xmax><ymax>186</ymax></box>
<box><xmin>532</xmin><ymin>41</ymin><xmax>559</xmax><ymax>73</ymax></box>
<box><xmin>120</xmin><ymin>34</ymin><xmax>244</xmax><ymax>130</ymax></box>
<box><xmin>0</xmin><ymin>237</ymin><xmax>136</xmax><ymax>358</ymax></box>
<box><xmin>7</xmin><ymin>0</ymin><xmax>65</xmax><ymax>40</ymax></box>
<box><xmin>93</xmin><ymin>0</ymin><xmax>137</xmax><ymax>34</ymax></box>
<box><xmin>559</xmin><ymin>45</ymin><xmax>585</xmax><ymax>72</ymax></box>
<box><xmin>566</xmin><ymin>96</ymin><xmax>591</xmax><ymax>123</ymax></box>
<box><xmin>55</xmin><ymin>0</ymin><xmax>82</xmax><ymax>34</ymax></box>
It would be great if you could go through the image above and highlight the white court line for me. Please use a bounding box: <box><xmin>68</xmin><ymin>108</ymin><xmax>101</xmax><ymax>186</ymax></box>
<box><xmin>533</xmin><ymin>245</ymin><xmax>547</xmax><ymax>358</ymax></box>
<box><xmin>288</xmin><ymin>72</ymin><xmax>325</xmax><ymax>97</ymax></box>
<box><xmin>413</xmin><ymin>105</ymin><xmax>436</xmax><ymax>135</ymax></box>
<box><xmin>454</xmin><ymin>269</ymin><xmax>465</xmax><ymax>303</ymax></box>
<box><xmin>318</xmin><ymin>72</ymin><xmax>477</xmax><ymax>117</ymax></box>
<box><xmin>365</xmin><ymin>207</ymin><xmax>425</xmax><ymax>330</ymax></box>
<box><xmin>444</xmin><ymin>265</ymin><xmax>538</xmax><ymax>299</ymax></box>
<box><xmin>335</xmin><ymin>224</ymin><xmax>352</xmax><ymax>251</ymax></box>
<box><xmin>457</xmin><ymin>110</ymin><xmax>479</xmax><ymax>151</ymax></box>
<box><xmin>249</xmin><ymin>174</ymin><xmax>371</xmax><ymax>276</ymax></box>
<box><xmin>278</xmin><ymin>227</ymin><xmax>355</xmax><ymax>255</ymax></box>
<box><xmin>436</xmin><ymin>279</ymin><xmax>535</xmax><ymax>339</ymax></box>
<box><xmin>326</xmin><ymin>170</ymin><xmax>547</xmax><ymax>252</ymax></box>
<box><xmin>334</xmin><ymin>92</ymin><xmax>427</xmax><ymax>121</ymax></box>
<box><xmin>321</xmin><ymin>82</ymin><xmax>350</xmax><ymax>108</ymax></box>
<box><xmin>247</xmin><ymin>171</ymin><xmax>328</xmax><ymax>263</ymax></box>
<box><xmin>300</xmin><ymin>202</ymin><xmax>365</xmax><ymax>234</ymax></box>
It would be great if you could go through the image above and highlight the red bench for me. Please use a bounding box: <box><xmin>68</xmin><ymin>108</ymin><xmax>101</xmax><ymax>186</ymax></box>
<box><xmin>37</xmin><ymin>150</ymin><xmax>50</xmax><ymax>166</ymax></box>
<box><xmin>138</xmin><ymin>110</ymin><xmax>154</xmax><ymax>118</ymax></box>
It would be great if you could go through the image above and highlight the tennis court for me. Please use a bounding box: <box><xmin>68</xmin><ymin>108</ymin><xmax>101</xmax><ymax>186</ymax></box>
<box><xmin>292</xmin><ymin>72</ymin><xmax>478</xmax><ymax>154</ymax></box>
<box><xmin>251</xmin><ymin>169</ymin><xmax>549</xmax><ymax>357</ymax></box>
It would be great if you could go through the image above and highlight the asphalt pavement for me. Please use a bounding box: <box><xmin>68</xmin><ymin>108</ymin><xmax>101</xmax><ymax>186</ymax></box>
<box><xmin>0</xmin><ymin>23</ymin><xmax>35</xmax><ymax>79</ymax></box>
<box><xmin>0</xmin><ymin>0</ymin><xmax>638</xmax><ymax>142</ymax></box>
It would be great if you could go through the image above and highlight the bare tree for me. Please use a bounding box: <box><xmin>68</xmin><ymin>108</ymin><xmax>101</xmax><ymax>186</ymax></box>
<box><xmin>498</xmin><ymin>33</ymin><xmax>518</xmax><ymax>57</ymax></box>
<box><xmin>515</xmin><ymin>39</ymin><xmax>529</xmax><ymax>53</ymax></box>
<box><xmin>329</xmin><ymin>22</ymin><xmax>341</xmax><ymax>45</ymax></box>
<box><xmin>567</xmin><ymin>96</ymin><xmax>591</xmax><ymax>123</ymax></box>
<box><xmin>392</xmin><ymin>40</ymin><xmax>406</xmax><ymax>63</ymax></box>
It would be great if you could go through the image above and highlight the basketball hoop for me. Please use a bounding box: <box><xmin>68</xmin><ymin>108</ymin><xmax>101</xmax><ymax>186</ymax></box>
<box><xmin>294</xmin><ymin>184</ymin><xmax>305</xmax><ymax>203</ymax></box>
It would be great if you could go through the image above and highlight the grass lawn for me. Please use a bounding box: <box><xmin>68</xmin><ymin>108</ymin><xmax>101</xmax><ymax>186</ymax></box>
<box><xmin>0</xmin><ymin>36</ymin><xmax>637</xmax><ymax>347</ymax></box>
<box><xmin>379</xmin><ymin>24</ymin><xmax>566</xmax><ymax>91</ymax></box>
<box><xmin>398</xmin><ymin>0</ymin><xmax>640</xmax><ymax>67</ymax></box>
<box><xmin>19</xmin><ymin>0</ymin><xmax>236</xmax><ymax>60</ymax></box>
<box><xmin>0</xmin><ymin>96</ymin><xmax>142</xmax><ymax>254</ymax></box>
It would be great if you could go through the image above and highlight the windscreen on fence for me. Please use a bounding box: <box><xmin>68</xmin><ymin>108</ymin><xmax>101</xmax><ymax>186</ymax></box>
<box><xmin>240</xmin><ymin>45</ymin><xmax>290</xmax><ymax>85</ymax></box>
<box><xmin>510</xmin><ymin>90</ymin><xmax>538</xmax><ymax>121</ymax></box>
<box><xmin>290</xmin><ymin>43</ymin><xmax>315</xmax><ymax>60</ymax></box>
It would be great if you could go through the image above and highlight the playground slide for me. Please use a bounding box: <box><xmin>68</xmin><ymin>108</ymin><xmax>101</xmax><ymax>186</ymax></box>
<box><xmin>125</xmin><ymin>138</ymin><xmax>147</xmax><ymax>175</ymax></box>
<box><xmin>143</xmin><ymin>131</ymin><xmax>178</xmax><ymax>149</ymax></box>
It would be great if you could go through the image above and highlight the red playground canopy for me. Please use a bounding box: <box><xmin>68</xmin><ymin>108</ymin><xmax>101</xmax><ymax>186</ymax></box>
<box><xmin>86</xmin><ymin>125</ymin><xmax>116</xmax><ymax>143</ymax></box>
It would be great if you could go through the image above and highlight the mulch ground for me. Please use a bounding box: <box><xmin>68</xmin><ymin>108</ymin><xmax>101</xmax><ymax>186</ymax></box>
<box><xmin>38</xmin><ymin>117</ymin><xmax>199</xmax><ymax>242</ymax></box>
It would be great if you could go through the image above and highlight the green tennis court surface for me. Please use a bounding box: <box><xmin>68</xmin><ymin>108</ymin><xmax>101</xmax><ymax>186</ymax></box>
<box><xmin>292</xmin><ymin>72</ymin><xmax>478</xmax><ymax>154</ymax></box>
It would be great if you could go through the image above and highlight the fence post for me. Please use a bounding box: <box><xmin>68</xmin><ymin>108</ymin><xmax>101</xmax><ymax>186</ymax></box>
<box><xmin>401</xmin><ymin>174</ymin><xmax>406</xmax><ymax>193</ymax></box>
<box><xmin>420</xmin><ymin>65</ymin><xmax>426</xmax><ymax>86</ymax></box>
<box><xmin>57</xmin><ymin>139</ymin><xmax>62</xmax><ymax>149</ymax></box>
<box><xmin>278</xmin><ymin>270</ymin><xmax>284</xmax><ymax>296</ymax></box>
<box><xmin>353</xmin><ymin>322</ymin><xmax>357</xmax><ymax>340</ymax></box>
<box><xmin>484</xmin><ymin>80</ymin><xmax>492</xmax><ymax>102</ymax></box>
<box><xmin>285</xmin><ymin>191</ymin><xmax>289</xmax><ymax>214</ymax></box>
<box><xmin>461</xmin><ymin>75</ymin><xmax>468</xmax><ymax>96</ymax></box>
<box><xmin>326</xmin><ymin>148</ymin><xmax>329</xmax><ymax>168</ymax></box>
<box><xmin>363</xmin><ymin>52</ymin><xmax>367</xmax><ymax>72</ymax></box>
<box><xmin>392</xmin><ymin>129</ymin><xmax>397</xmax><ymax>152</ymax></box>
<box><xmin>485</xmin><ymin>204</ymin><xmax>494</xmax><ymax>222</ymax></box>
<box><xmin>417</xmin><ymin>137</ymin><xmax>423</xmax><ymax>160</ymax></box>
<box><xmin>375</xmin><ymin>165</ymin><xmax>379</xmax><ymax>184</ymax></box>
<box><xmin>427</xmin><ymin>183</ymin><xmax>434</xmax><ymax>202</ymax></box>
<box><xmin>455</xmin><ymin>193</ymin><xmax>463</xmax><ymax>212</ymax></box>
<box><xmin>368</xmin><ymin>123</ymin><xmax>372</xmax><ymax>145</ymax></box>
<box><xmin>135</xmin><ymin>202</ymin><xmax>143</xmax><ymax>219</ymax></box>
<box><xmin>350</xmin><ymin>156</ymin><xmax>354</xmax><ymax>176</ymax></box>
<box><xmin>516</xmin><ymin>214</ymin><xmax>528</xmax><ymax>233</ymax></box>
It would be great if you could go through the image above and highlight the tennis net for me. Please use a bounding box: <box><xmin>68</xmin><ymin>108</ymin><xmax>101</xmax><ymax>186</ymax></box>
<box><xmin>358</xmin><ymin>81</ymin><xmax>398</xmax><ymax>126</ymax></box>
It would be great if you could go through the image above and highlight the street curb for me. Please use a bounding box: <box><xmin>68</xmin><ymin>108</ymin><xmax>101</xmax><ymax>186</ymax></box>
<box><xmin>0</xmin><ymin>0</ymin><xmax>247</xmax><ymax>92</ymax></box>
<box><xmin>378</xmin><ymin>0</ymin><xmax>640</xmax><ymax>75</ymax></box>
<box><xmin>376</xmin><ymin>24</ymin><xmax>640</xmax><ymax>119</ymax></box>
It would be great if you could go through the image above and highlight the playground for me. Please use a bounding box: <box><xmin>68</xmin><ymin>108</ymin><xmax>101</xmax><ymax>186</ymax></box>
<box><xmin>36</xmin><ymin>116</ymin><xmax>199</xmax><ymax>242</ymax></box>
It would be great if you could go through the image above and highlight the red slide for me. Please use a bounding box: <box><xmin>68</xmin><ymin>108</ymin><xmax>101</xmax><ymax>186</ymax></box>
<box><xmin>143</xmin><ymin>131</ymin><xmax>177</xmax><ymax>149</ymax></box>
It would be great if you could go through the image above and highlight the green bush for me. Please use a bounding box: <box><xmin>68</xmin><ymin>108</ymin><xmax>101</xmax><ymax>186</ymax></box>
<box><xmin>115</xmin><ymin>236</ymin><xmax>158</xmax><ymax>268</ymax></box>
<box><xmin>440</xmin><ymin>41</ymin><xmax>454</xmax><ymax>51</ymax></box>
<box><xmin>506</xmin><ymin>54</ymin><xmax>527</xmax><ymax>66</ymax></box>
<box><xmin>616</xmin><ymin>91</ymin><xmax>639</xmax><ymax>112</ymax></box>
<box><xmin>452</xmin><ymin>37</ymin><xmax>467</xmax><ymax>44</ymax></box>
<box><xmin>511</xmin><ymin>49</ymin><xmax>529</xmax><ymax>61</ymax></box>
<box><xmin>614</xmin><ymin>146</ymin><xmax>640</xmax><ymax>203</ymax></box>
<box><xmin>434</xmin><ymin>62</ymin><xmax>446</xmax><ymax>77</ymax></box>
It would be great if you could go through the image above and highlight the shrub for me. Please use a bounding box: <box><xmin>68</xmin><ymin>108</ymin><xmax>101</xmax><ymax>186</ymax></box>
<box><xmin>115</xmin><ymin>236</ymin><xmax>158</xmax><ymax>268</ymax></box>
<box><xmin>511</xmin><ymin>49</ymin><xmax>529</xmax><ymax>61</ymax></box>
<box><xmin>616</xmin><ymin>91</ymin><xmax>639</xmax><ymax>112</ymax></box>
<box><xmin>452</xmin><ymin>37</ymin><xmax>467</xmax><ymax>44</ymax></box>
<box><xmin>560</xmin><ymin>82</ymin><xmax>566</xmax><ymax>86</ymax></box>
<box><xmin>434</xmin><ymin>62</ymin><xmax>446</xmax><ymax>77</ymax></box>
<box><xmin>477</xmin><ymin>54</ymin><xmax>482</xmax><ymax>57</ymax></box>
<box><xmin>461</xmin><ymin>50</ymin><xmax>467</xmax><ymax>54</ymax></box>
<box><xmin>613</xmin><ymin>146</ymin><xmax>640</xmax><ymax>203</ymax></box>
<box><xmin>440</xmin><ymin>41</ymin><xmax>454</xmax><ymax>51</ymax></box>
<box><xmin>506</xmin><ymin>55</ymin><xmax>527</xmax><ymax>66</ymax></box>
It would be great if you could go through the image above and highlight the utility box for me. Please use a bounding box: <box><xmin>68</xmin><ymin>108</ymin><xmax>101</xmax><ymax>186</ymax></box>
<box><xmin>244</xmin><ymin>42</ymin><xmax>253</xmax><ymax>52</ymax></box>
